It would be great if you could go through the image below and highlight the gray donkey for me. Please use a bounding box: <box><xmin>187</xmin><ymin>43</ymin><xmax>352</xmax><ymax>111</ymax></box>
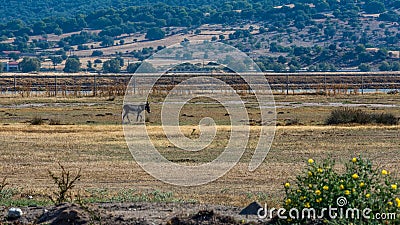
<box><xmin>122</xmin><ymin>101</ymin><xmax>150</xmax><ymax>123</ymax></box>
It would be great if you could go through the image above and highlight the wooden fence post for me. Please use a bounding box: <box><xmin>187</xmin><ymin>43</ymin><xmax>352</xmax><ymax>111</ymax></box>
<box><xmin>93</xmin><ymin>74</ymin><xmax>97</xmax><ymax>96</ymax></box>
<box><xmin>13</xmin><ymin>74</ymin><xmax>16</xmax><ymax>94</ymax></box>
<box><xmin>361</xmin><ymin>73</ymin><xmax>364</xmax><ymax>95</ymax></box>
<box><xmin>286</xmin><ymin>73</ymin><xmax>289</xmax><ymax>95</ymax></box>
<box><xmin>133</xmin><ymin>76</ymin><xmax>136</xmax><ymax>94</ymax></box>
<box><xmin>54</xmin><ymin>75</ymin><xmax>57</xmax><ymax>96</ymax></box>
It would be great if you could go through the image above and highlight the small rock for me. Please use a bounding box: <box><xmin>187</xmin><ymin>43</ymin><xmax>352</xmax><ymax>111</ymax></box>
<box><xmin>8</xmin><ymin>207</ymin><xmax>23</xmax><ymax>219</ymax></box>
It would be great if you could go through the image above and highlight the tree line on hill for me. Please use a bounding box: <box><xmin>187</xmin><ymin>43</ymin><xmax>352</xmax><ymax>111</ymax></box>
<box><xmin>1</xmin><ymin>0</ymin><xmax>399</xmax><ymax>52</ymax></box>
<box><xmin>0</xmin><ymin>0</ymin><xmax>399</xmax><ymax>72</ymax></box>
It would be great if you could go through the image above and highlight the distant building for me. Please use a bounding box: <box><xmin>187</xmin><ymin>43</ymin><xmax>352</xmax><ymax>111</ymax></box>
<box><xmin>1</xmin><ymin>61</ymin><xmax>19</xmax><ymax>72</ymax></box>
<box><xmin>2</xmin><ymin>51</ymin><xmax>21</xmax><ymax>55</ymax></box>
<box><xmin>388</xmin><ymin>51</ymin><xmax>400</xmax><ymax>59</ymax></box>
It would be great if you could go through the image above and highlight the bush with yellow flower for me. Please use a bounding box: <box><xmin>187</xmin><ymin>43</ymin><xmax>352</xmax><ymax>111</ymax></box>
<box><xmin>281</xmin><ymin>157</ymin><xmax>399</xmax><ymax>224</ymax></box>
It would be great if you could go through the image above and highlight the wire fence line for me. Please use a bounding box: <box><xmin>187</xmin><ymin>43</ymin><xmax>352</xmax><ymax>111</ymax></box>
<box><xmin>0</xmin><ymin>72</ymin><xmax>399</xmax><ymax>97</ymax></box>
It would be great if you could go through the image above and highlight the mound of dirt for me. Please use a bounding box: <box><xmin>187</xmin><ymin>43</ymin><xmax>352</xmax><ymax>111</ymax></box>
<box><xmin>167</xmin><ymin>210</ymin><xmax>256</xmax><ymax>225</ymax></box>
<box><xmin>37</xmin><ymin>203</ymin><xmax>95</xmax><ymax>225</ymax></box>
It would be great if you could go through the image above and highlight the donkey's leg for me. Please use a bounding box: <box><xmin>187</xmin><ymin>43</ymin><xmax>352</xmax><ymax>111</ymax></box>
<box><xmin>122</xmin><ymin>109</ymin><xmax>127</xmax><ymax>123</ymax></box>
<box><xmin>136</xmin><ymin>113</ymin><xmax>141</xmax><ymax>122</ymax></box>
<box><xmin>122</xmin><ymin>109</ymin><xmax>131</xmax><ymax>123</ymax></box>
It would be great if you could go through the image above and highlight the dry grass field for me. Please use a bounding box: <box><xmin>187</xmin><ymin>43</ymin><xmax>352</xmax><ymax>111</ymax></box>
<box><xmin>0</xmin><ymin>94</ymin><xmax>399</xmax><ymax>208</ymax></box>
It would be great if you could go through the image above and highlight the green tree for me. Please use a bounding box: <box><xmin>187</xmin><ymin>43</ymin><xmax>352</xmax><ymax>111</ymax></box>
<box><xmin>115</xmin><ymin>56</ymin><xmax>124</xmax><ymax>67</ymax></box>
<box><xmin>358</xmin><ymin>63</ymin><xmax>371</xmax><ymax>72</ymax></box>
<box><xmin>8</xmin><ymin>52</ymin><xmax>20</xmax><ymax>61</ymax></box>
<box><xmin>100</xmin><ymin>36</ymin><xmax>114</xmax><ymax>47</ymax></box>
<box><xmin>392</xmin><ymin>62</ymin><xmax>400</xmax><ymax>71</ymax></box>
<box><xmin>20</xmin><ymin>57</ymin><xmax>41</xmax><ymax>72</ymax></box>
<box><xmin>145</xmin><ymin>28</ymin><xmax>165</xmax><ymax>40</ymax></box>
<box><xmin>364</xmin><ymin>1</ymin><xmax>385</xmax><ymax>14</ymax></box>
<box><xmin>50</xmin><ymin>56</ymin><xmax>63</xmax><ymax>70</ymax></box>
<box><xmin>379</xmin><ymin>62</ymin><xmax>391</xmax><ymax>71</ymax></box>
<box><xmin>127</xmin><ymin>62</ymin><xmax>140</xmax><ymax>73</ymax></box>
<box><xmin>91</xmin><ymin>50</ymin><xmax>103</xmax><ymax>56</ymax></box>
<box><xmin>324</xmin><ymin>26</ymin><xmax>336</xmax><ymax>38</ymax></box>
<box><xmin>102</xmin><ymin>59</ymin><xmax>121</xmax><ymax>73</ymax></box>
<box><xmin>87</xmin><ymin>60</ymin><xmax>93</xmax><ymax>69</ymax></box>
<box><xmin>141</xmin><ymin>62</ymin><xmax>156</xmax><ymax>73</ymax></box>
<box><xmin>63</xmin><ymin>58</ymin><xmax>81</xmax><ymax>73</ymax></box>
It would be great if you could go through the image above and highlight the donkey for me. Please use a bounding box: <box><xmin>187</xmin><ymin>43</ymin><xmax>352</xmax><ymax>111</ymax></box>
<box><xmin>122</xmin><ymin>101</ymin><xmax>150</xmax><ymax>123</ymax></box>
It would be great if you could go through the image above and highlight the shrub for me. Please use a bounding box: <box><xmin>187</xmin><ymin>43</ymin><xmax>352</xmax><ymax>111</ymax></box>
<box><xmin>0</xmin><ymin>177</ymin><xmax>9</xmax><ymax>192</ymax></box>
<box><xmin>91</xmin><ymin>50</ymin><xmax>103</xmax><ymax>57</ymax></box>
<box><xmin>30</xmin><ymin>116</ymin><xmax>44</xmax><ymax>125</ymax></box>
<box><xmin>48</xmin><ymin>163</ymin><xmax>81</xmax><ymax>204</ymax></box>
<box><xmin>326</xmin><ymin>108</ymin><xmax>398</xmax><ymax>125</ymax></box>
<box><xmin>281</xmin><ymin>157</ymin><xmax>400</xmax><ymax>224</ymax></box>
<box><xmin>371</xmin><ymin>113</ymin><xmax>398</xmax><ymax>125</ymax></box>
<box><xmin>326</xmin><ymin>108</ymin><xmax>370</xmax><ymax>125</ymax></box>
<box><xmin>49</xmin><ymin>119</ymin><xmax>61</xmax><ymax>125</ymax></box>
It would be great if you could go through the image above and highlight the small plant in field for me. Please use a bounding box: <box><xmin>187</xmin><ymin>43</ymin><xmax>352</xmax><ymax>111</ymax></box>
<box><xmin>48</xmin><ymin>163</ymin><xmax>81</xmax><ymax>204</ymax></box>
<box><xmin>0</xmin><ymin>177</ymin><xmax>11</xmax><ymax>200</ymax></box>
<box><xmin>49</xmin><ymin>119</ymin><xmax>61</xmax><ymax>125</ymax></box>
<box><xmin>281</xmin><ymin>157</ymin><xmax>399</xmax><ymax>224</ymax></box>
<box><xmin>30</xmin><ymin>116</ymin><xmax>44</xmax><ymax>125</ymax></box>
<box><xmin>0</xmin><ymin>177</ymin><xmax>9</xmax><ymax>192</ymax></box>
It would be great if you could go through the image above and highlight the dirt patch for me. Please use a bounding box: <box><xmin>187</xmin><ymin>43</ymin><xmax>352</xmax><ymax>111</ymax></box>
<box><xmin>1</xmin><ymin>202</ymin><xmax>268</xmax><ymax>225</ymax></box>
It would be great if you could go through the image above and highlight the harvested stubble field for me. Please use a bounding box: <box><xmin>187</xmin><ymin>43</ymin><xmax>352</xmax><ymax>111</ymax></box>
<box><xmin>0</xmin><ymin>94</ymin><xmax>399</xmax><ymax>223</ymax></box>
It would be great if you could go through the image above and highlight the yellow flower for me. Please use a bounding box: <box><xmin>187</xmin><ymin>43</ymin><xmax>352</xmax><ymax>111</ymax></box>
<box><xmin>395</xmin><ymin>198</ymin><xmax>400</xmax><ymax>207</ymax></box>
<box><xmin>359</xmin><ymin>182</ymin><xmax>365</xmax><ymax>188</ymax></box>
<box><xmin>316</xmin><ymin>198</ymin><xmax>322</xmax><ymax>203</ymax></box>
<box><xmin>365</xmin><ymin>193</ymin><xmax>371</xmax><ymax>198</ymax></box>
<box><xmin>308</xmin><ymin>159</ymin><xmax>314</xmax><ymax>164</ymax></box>
<box><xmin>309</xmin><ymin>184</ymin><xmax>313</xmax><ymax>188</ymax></box>
<box><xmin>308</xmin><ymin>171</ymin><xmax>313</xmax><ymax>177</ymax></box>
<box><xmin>323</xmin><ymin>186</ymin><xmax>329</xmax><ymax>191</ymax></box>
<box><xmin>382</xmin><ymin>170</ymin><xmax>388</xmax><ymax>175</ymax></box>
<box><xmin>391</xmin><ymin>184</ymin><xmax>397</xmax><ymax>190</ymax></box>
<box><xmin>315</xmin><ymin>190</ymin><xmax>321</xmax><ymax>195</ymax></box>
<box><xmin>304</xmin><ymin>202</ymin><xmax>310</xmax><ymax>208</ymax></box>
<box><xmin>388</xmin><ymin>202</ymin><xmax>393</xmax><ymax>206</ymax></box>
<box><xmin>285</xmin><ymin>198</ymin><xmax>292</xmax><ymax>205</ymax></box>
<box><xmin>300</xmin><ymin>196</ymin><xmax>306</xmax><ymax>200</ymax></box>
<box><xmin>344</xmin><ymin>190</ymin><xmax>351</xmax><ymax>195</ymax></box>
<box><xmin>352</xmin><ymin>157</ymin><xmax>357</xmax><ymax>163</ymax></box>
<box><xmin>339</xmin><ymin>184</ymin><xmax>345</xmax><ymax>190</ymax></box>
<box><xmin>297</xmin><ymin>189</ymin><xmax>301</xmax><ymax>193</ymax></box>
<box><xmin>352</xmin><ymin>188</ymin><xmax>356</xmax><ymax>193</ymax></box>
<box><xmin>352</xmin><ymin>173</ymin><xmax>359</xmax><ymax>179</ymax></box>
<box><xmin>284</xmin><ymin>182</ymin><xmax>290</xmax><ymax>188</ymax></box>
<box><xmin>317</xmin><ymin>168</ymin><xmax>323</xmax><ymax>173</ymax></box>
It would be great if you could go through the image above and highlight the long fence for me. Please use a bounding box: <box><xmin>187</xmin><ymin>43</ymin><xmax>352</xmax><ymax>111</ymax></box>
<box><xmin>0</xmin><ymin>71</ymin><xmax>399</xmax><ymax>97</ymax></box>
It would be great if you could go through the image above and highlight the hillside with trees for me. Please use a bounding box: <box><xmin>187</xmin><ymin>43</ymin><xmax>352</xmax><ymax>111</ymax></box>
<box><xmin>0</xmin><ymin>0</ymin><xmax>399</xmax><ymax>72</ymax></box>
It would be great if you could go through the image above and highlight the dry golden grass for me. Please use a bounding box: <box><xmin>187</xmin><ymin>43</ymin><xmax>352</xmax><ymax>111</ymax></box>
<box><xmin>0</xmin><ymin>94</ymin><xmax>399</xmax><ymax>206</ymax></box>
<box><xmin>0</xmin><ymin>123</ymin><xmax>399</xmax><ymax>206</ymax></box>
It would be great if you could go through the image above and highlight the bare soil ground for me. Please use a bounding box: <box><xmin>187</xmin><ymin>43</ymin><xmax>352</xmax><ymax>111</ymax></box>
<box><xmin>1</xmin><ymin>202</ymin><xmax>264</xmax><ymax>225</ymax></box>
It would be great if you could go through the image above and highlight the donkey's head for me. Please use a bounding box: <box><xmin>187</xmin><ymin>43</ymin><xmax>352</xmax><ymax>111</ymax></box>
<box><xmin>145</xmin><ymin>101</ymin><xmax>151</xmax><ymax>113</ymax></box>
